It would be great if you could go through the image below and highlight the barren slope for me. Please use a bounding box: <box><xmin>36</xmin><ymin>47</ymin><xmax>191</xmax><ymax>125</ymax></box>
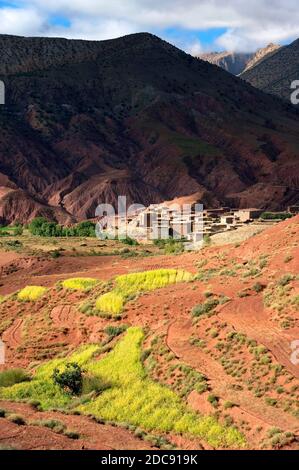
<box><xmin>0</xmin><ymin>33</ymin><xmax>299</xmax><ymax>223</ymax></box>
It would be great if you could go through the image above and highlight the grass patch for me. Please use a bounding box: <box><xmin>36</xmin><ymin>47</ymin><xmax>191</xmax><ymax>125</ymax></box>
<box><xmin>30</xmin><ymin>419</ymin><xmax>66</xmax><ymax>434</ymax></box>
<box><xmin>96</xmin><ymin>269</ymin><xmax>192</xmax><ymax>317</ymax></box>
<box><xmin>192</xmin><ymin>299</ymin><xmax>219</xmax><ymax>318</ymax></box>
<box><xmin>62</xmin><ymin>278</ymin><xmax>99</xmax><ymax>291</ymax></box>
<box><xmin>96</xmin><ymin>292</ymin><xmax>125</xmax><ymax>317</ymax></box>
<box><xmin>17</xmin><ymin>286</ymin><xmax>47</xmax><ymax>301</ymax></box>
<box><xmin>7</xmin><ymin>414</ymin><xmax>26</xmax><ymax>425</ymax></box>
<box><xmin>0</xmin><ymin>345</ymin><xmax>100</xmax><ymax>410</ymax></box>
<box><xmin>0</xmin><ymin>369</ymin><xmax>30</xmax><ymax>388</ymax></box>
<box><xmin>104</xmin><ymin>325</ymin><xmax>128</xmax><ymax>339</ymax></box>
<box><xmin>79</xmin><ymin>328</ymin><xmax>245</xmax><ymax>448</ymax></box>
<box><xmin>0</xmin><ymin>329</ymin><xmax>245</xmax><ymax>448</ymax></box>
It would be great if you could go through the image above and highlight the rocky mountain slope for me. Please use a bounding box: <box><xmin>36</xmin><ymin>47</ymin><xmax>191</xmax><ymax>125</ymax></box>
<box><xmin>198</xmin><ymin>51</ymin><xmax>253</xmax><ymax>75</ymax></box>
<box><xmin>242</xmin><ymin>43</ymin><xmax>281</xmax><ymax>73</ymax></box>
<box><xmin>199</xmin><ymin>44</ymin><xmax>280</xmax><ymax>76</ymax></box>
<box><xmin>0</xmin><ymin>33</ymin><xmax>299</xmax><ymax>224</ymax></box>
<box><xmin>240</xmin><ymin>39</ymin><xmax>299</xmax><ymax>100</ymax></box>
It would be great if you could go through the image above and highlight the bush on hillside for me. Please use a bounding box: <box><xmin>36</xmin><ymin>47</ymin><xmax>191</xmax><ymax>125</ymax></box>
<box><xmin>52</xmin><ymin>363</ymin><xmax>83</xmax><ymax>396</ymax></box>
<box><xmin>0</xmin><ymin>369</ymin><xmax>31</xmax><ymax>388</ymax></box>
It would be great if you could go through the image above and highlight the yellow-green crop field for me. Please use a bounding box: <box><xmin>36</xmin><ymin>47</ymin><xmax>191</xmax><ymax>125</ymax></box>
<box><xmin>0</xmin><ymin>327</ymin><xmax>245</xmax><ymax>448</ymax></box>
<box><xmin>96</xmin><ymin>269</ymin><xmax>193</xmax><ymax>317</ymax></box>
<box><xmin>96</xmin><ymin>292</ymin><xmax>124</xmax><ymax>316</ymax></box>
<box><xmin>17</xmin><ymin>285</ymin><xmax>48</xmax><ymax>302</ymax></box>
<box><xmin>62</xmin><ymin>278</ymin><xmax>99</xmax><ymax>291</ymax></box>
<box><xmin>0</xmin><ymin>345</ymin><xmax>100</xmax><ymax>409</ymax></box>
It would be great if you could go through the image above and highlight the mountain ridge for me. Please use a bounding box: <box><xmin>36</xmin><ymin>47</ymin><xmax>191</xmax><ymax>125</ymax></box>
<box><xmin>0</xmin><ymin>32</ymin><xmax>298</xmax><ymax>224</ymax></box>
<box><xmin>199</xmin><ymin>43</ymin><xmax>281</xmax><ymax>76</ymax></box>
<box><xmin>240</xmin><ymin>38</ymin><xmax>299</xmax><ymax>100</ymax></box>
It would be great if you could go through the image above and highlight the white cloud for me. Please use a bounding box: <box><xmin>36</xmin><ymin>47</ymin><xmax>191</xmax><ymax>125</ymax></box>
<box><xmin>2</xmin><ymin>1</ymin><xmax>299</xmax><ymax>51</ymax></box>
<box><xmin>188</xmin><ymin>40</ymin><xmax>203</xmax><ymax>56</ymax></box>
<box><xmin>0</xmin><ymin>8</ymin><xmax>45</xmax><ymax>36</ymax></box>
<box><xmin>45</xmin><ymin>18</ymin><xmax>137</xmax><ymax>41</ymax></box>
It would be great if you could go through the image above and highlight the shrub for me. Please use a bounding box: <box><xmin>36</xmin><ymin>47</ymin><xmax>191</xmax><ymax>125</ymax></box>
<box><xmin>29</xmin><ymin>217</ymin><xmax>49</xmax><ymax>235</ymax></box>
<box><xmin>31</xmin><ymin>419</ymin><xmax>66</xmax><ymax>434</ymax></box>
<box><xmin>64</xmin><ymin>430</ymin><xmax>80</xmax><ymax>439</ymax></box>
<box><xmin>203</xmin><ymin>235</ymin><xmax>211</xmax><ymax>246</ymax></box>
<box><xmin>0</xmin><ymin>369</ymin><xmax>30</xmax><ymax>388</ymax></box>
<box><xmin>192</xmin><ymin>299</ymin><xmax>219</xmax><ymax>317</ymax></box>
<box><xmin>81</xmin><ymin>375</ymin><xmax>110</xmax><ymax>395</ymax></box>
<box><xmin>7</xmin><ymin>414</ymin><xmax>26</xmax><ymax>425</ymax></box>
<box><xmin>253</xmin><ymin>282</ymin><xmax>264</xmax><ymax>293</ymax></box>
<box><xmin>121</xmin><ymin>237</ymin><xmax>139</xmax><ymax>246</ymax></box>
<box><xmin>62</xmin><ymin>278</ymin><xmax>98</xmax><ymax>291</ymax></box>
<box><xmin>265</xmin><ymin>397</ymin><xmax>277</xmax><ymax>407</ymax></box>
<box><xmin>260</xmin><ymin>212</ymin><xmax>292</xmax><ymax>221</ymax></box>
<box><xmin>104</xmin><ymin>325</ymin><xmax>128</xmax><ymax>339</ymax></box>
<box><xmin>163</xmin><ymin>240</ymin><xmax>184</xmax><ymax>255</ymax></box>
<box><xmin>207</xmin><ymin>394</ymin><xmax>219</xmax><ymax>408</ymax></box>
<box><xmin>278</xmin><ymin>274</ymin><xmax>294</xmax><ymax>287</ymax></box>
<box><xmin>14</xmin><ymin>226</ymin><xmax>23</xmax><ymax>236</ymax></box>
<box><xmin>52</xmin><ymin>363</ymin><xmax>83</xmax><ymax>396</ymax></box>
<box><xmin>0</xmin><ymin>408</ymin><xmax>6</xmax><ymax>417</ymax></box>
<box><xmin>17</xmin><ymin>286</ymin><xmax>47</xmax><ymax>301</ymax></box>
<box><xmin>267</xmin><ymin>427</ymin><xmax>281</xmax><ymax>438</ymax></box>
<box><xmin>224</xmin><ymin>401</ymin><xmax>235</xmax><ymax>410</ymax></box>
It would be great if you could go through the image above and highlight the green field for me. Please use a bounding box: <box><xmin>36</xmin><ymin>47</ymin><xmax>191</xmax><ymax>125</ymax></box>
<box><xmin>0</xmin><ymin>328</ymin><xmax>245</xmax><ymax>448</ymax></box>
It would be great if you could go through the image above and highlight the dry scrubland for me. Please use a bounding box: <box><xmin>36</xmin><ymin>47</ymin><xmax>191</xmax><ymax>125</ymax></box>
<box><xmin>0</xmin><ymin>216</ymin><xmax>298</xmax><ymax>450</ymax></box>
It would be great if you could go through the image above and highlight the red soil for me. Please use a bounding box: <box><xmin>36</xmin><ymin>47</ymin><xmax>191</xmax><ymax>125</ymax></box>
<box><xmin>0</xmin><ymin>215</ymin><xmax>298</xmax><ymax>449</ymax></box>
<box><xmin>0</xmin><ymin>401</ymin><xmax>153</xmax><ymax>450</ymax></box>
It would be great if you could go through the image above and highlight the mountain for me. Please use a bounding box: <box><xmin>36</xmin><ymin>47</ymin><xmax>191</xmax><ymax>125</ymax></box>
<box><xmin>198</xmin><ymin>51</ymin><xmax>253</xmax><ymax>75</ymax></box>
<box><xmin>242</xmin><ymin>43</ymin><xmax>281</xmax><ymax>73</ymax></box>
<box><xmin>0</xmin><ymin>33</ymin><xmax>299</xmax><ymax>224</ymax></box>
<box><xmin>199</xmin><ymin>44</ymin><xmax>280</xmax><ymax>76</ymax></box>
<box><xmin>240</xmin><ymin>40</ymin><xmax>299</xmax><ymax>100</ymax></box>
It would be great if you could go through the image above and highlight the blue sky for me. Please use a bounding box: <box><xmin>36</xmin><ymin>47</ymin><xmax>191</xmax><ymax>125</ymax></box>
<box><xmin>0</xmin><ymin>1</ymin><xmax>299</xmax><ymax>52</ymax></box>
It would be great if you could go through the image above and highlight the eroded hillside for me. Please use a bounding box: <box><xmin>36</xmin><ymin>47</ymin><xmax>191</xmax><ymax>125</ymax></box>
<box><xmin>0</xmin><ymin>216</ymin><xmax>298</xmax><ymax>450</ymax></box>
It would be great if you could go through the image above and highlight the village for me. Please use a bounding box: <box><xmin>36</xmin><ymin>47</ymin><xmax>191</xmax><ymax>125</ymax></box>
<box><xmin>102</xmin><ymin>203</ymin><xmax>299</xmax><ymax>249</ymax></box>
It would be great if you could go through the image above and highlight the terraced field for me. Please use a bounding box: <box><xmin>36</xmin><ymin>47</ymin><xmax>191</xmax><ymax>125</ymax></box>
<box><xmin>0</xmin><ymin>216</ymin><xmax>298</xmax><ymax>450</ymax></box>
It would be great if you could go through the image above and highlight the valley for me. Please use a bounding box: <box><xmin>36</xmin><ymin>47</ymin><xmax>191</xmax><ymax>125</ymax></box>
<box><xmin>0</xmin><ymin>215</ymin><xmax>298</xmax><ymax>450</ymax></box>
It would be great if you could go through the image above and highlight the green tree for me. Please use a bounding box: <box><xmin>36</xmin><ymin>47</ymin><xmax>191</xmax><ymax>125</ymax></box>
<box><xmin>52</xmin><ymin>363</ymin><xmax>83</xmax><ymax>395</ymax></box>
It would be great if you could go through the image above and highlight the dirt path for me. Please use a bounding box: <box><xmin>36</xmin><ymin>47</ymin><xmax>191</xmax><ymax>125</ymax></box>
<box><xmin>51</xmin><ymin>305</ymin><xmax>78</xmax><ymax>326</ymax></box>
<box><xmin>3</xmin><ymin>318</ymin><xmax>24</xmax><ymax>349</ymax></box>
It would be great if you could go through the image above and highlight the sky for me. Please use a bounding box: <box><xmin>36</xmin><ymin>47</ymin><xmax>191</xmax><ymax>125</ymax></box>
<box><xmin>0</xmin><ymin>0</ymin><xmax>299</xmax><ymax>53</ymax></box>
